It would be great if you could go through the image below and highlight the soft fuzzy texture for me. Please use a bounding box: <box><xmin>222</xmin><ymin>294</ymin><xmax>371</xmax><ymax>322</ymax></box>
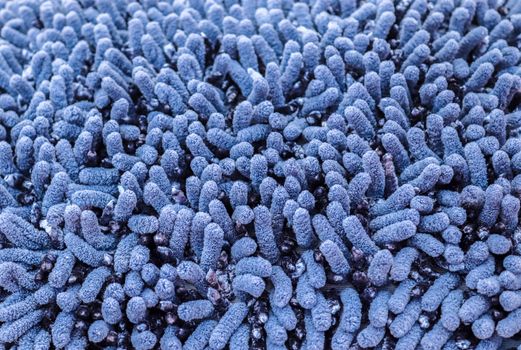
<box><xmin>0</xmin><ymin>0</ymin><xmax>520</xmax><ymax>349</ymax></box>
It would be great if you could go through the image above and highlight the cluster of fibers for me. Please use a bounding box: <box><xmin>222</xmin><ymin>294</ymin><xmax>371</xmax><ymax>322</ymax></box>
<box><xmin>1</xmin><ymin>0</ymin><xmax>521</xmax><ymax>349</ymax></box>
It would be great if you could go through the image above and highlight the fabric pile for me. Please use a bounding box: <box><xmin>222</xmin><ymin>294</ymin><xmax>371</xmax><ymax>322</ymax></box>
<box><xmin>0</xmin><ymin>0</ymin><xmax>520</xmax><ymax>349</ymax></box>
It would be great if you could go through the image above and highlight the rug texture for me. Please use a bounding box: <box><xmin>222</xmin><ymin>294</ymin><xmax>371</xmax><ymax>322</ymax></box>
<box><xmin>0</xmin><ymin>0</ymin><xmax>520</xmax><ymax>349</ymax></box>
